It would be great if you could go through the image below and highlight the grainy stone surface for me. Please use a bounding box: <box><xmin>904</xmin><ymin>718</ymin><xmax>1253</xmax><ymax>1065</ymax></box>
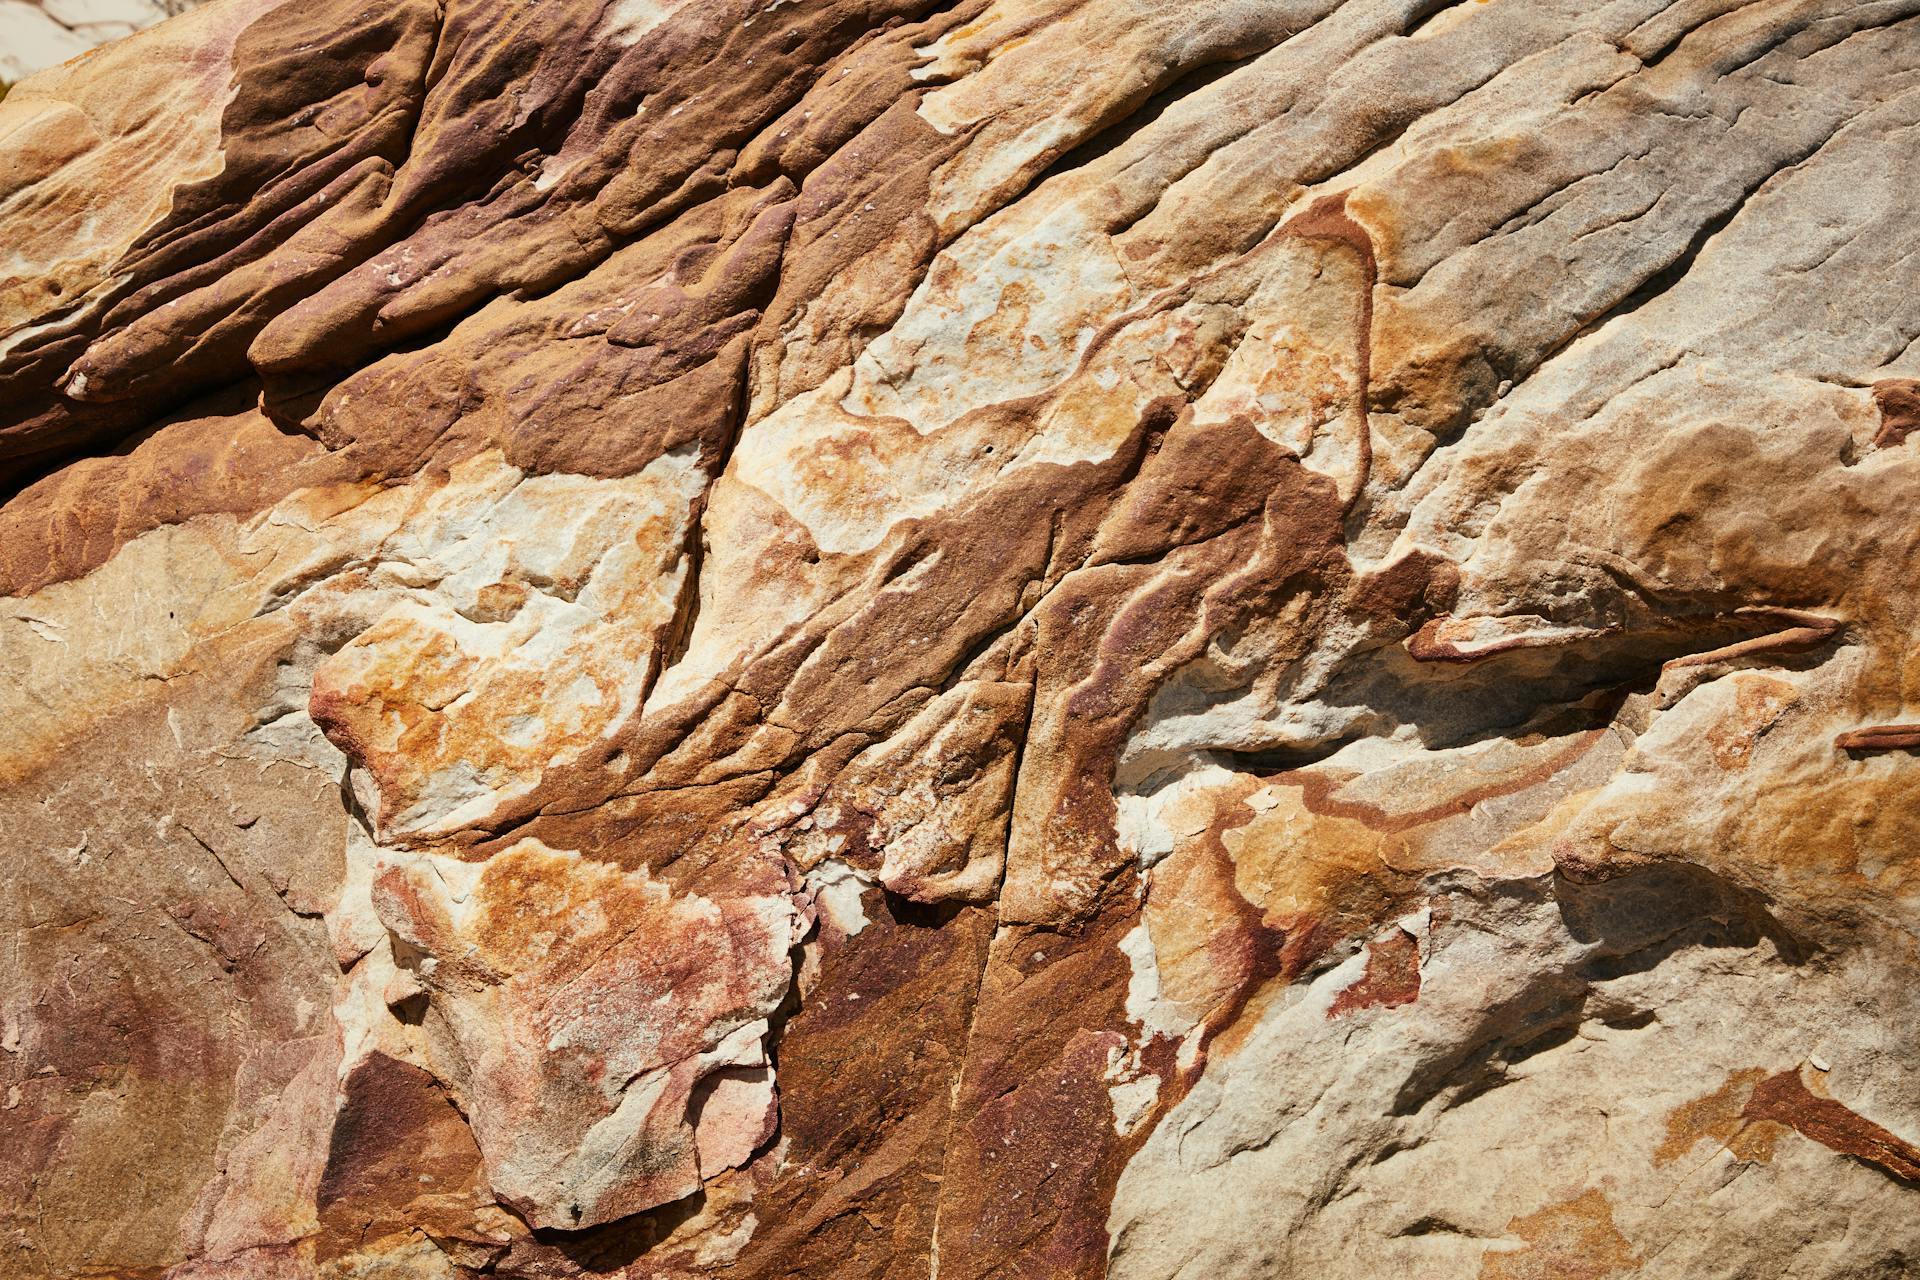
<box><xmin>3</xmin><ymin>0</ymin><xmax>1920</xmax><ymax>1276</ymax></box>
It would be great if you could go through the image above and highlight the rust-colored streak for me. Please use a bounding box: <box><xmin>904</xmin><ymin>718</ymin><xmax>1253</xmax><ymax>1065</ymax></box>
<box><xmin>1741</xmin><ymin>1069</ymin><xmax>1920</xmax><ymax>1185</ymax></box>
<box><xmin>1410</xmin><ymin>608</ymin><xmax>1838</xmax><ymax>668</ymax></box>
<box><xmin>1870</xmin><ymin>378</ymin><xmax>1920</xmax><ymax>448</ymax></box>
<box><xmin>1655</xmin><ymin>1068</ymin><xmax>1776</xmax><ymax>1166</ymax></box>
<box><xmin>1661</xmin><ymin>608</ymin><xmax>1840</xmax><ymax>670</ymax></box>
<box><xmin>1835</xmin><ymin>724</ymin><xmax>1920</xmax><ymax>752</ymax></box>
<box><xmin>1480</xmin><ymin>1189</ymin><xmax>1640</xmax><ymax>1280</ymax></box>
<box><xmin>1326</xmin><ymin>927</ymin><xmax>1421</xmax><ymax>1019</ymax></box>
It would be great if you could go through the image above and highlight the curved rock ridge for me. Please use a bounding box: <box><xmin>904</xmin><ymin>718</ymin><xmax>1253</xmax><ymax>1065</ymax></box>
<box><xmin>2</xmin><ymin>0</ymin><xmax>1919</xmax><ymax>1276</ymax></box>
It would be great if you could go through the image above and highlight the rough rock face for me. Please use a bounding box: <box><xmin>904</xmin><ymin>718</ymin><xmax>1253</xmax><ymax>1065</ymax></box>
<box><xmin>3</xmin><ymin>0</ymin><xmax>1920</xmax><ymax>1275</ymax></box>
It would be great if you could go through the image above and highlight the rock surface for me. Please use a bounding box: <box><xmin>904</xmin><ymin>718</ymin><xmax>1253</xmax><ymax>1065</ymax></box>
<box><xmin>0</xmin><ymin>0</ymin><xmax>195</xmax><ymax>82</ymax></box>
<box><xmin>3</xmin><ymin>0</ymin><xmax>1920</xmax><ymax>1276</ymax></box>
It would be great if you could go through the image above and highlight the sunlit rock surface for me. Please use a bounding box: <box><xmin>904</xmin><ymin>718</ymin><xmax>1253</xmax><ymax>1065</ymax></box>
<box><xmin>0</xmin><ymin>0</ymin><xmax>195</xmax><ymax>81</ymax></box>
<box><xmin>3</xmin><ymin>0</ymin><xmax>1919</xmax><ymax>1276</ymax></box>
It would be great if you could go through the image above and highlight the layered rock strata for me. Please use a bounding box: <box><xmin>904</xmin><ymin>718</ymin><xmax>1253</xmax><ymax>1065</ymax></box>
<box><xmin>3</xmin><ymin>0</ymin><xmax>1920</xmax><ymax>1276</ymax></box>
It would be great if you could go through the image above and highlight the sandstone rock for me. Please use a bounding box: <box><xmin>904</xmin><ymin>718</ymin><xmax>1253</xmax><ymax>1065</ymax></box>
<box><xmin>3</xmin><ymin>0</ymin><xmax>1919</xmax><ymax>1277</ymax></box>
<box><xmin>0</xmin><ymin>0</ymin><xmax>194</xmax><ymax>81</ymax></box>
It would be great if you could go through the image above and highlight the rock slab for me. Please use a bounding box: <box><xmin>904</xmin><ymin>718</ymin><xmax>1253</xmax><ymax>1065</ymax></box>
<box><xmin>2</xmin><ymin>0</ymin><xmax>1919</xmax><ymax>1277</ymax></box>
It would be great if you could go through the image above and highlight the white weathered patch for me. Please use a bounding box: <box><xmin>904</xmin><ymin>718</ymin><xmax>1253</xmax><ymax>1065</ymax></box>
<box><xmin>730</xmin><ymin>198</ymin><xmax>1147</xmax><ymax>559</ymax></box>
<box><xmin>596</xmin><ymin>0</ymin><xmax>674</xmax><ymax>48</ymax></box>
<box><xmin>805</xmin><ymin>859</ymin><xmax>873</xmax><ymax>938</ymax></box>
<box><xmin>1107</xmin><ymin>1072</ymin><xmax>1161</xmax><ymax>1138</ymax></box>
<box><xmin>1114</xmin><ymin>759</ymin><xmax>1237</xmax><ymax>870</ymax></box>
<box><xmin>1117</xmin><ymin>917</ymin><xmax>1201</xmax><ymax>1049</ymax></box>
<box><xmin>307</xmin><ymin>446</ymin><xmax>710</xmax><ymax>840</ymax></box>
<box><xmin>845</xmin><ymin>201</ymin><xmax>1130</xmax><ymax>433</ymax></box>
<box><xmin>691</xmin><ymin>1212</ymin><xmax>760</xmax><ymax>1266</ymax></box>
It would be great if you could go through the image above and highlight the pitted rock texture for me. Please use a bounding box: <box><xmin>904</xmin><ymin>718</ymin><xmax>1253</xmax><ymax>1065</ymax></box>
<box><xmin>3</xmin><ymin>0</ymin><xmax>1920</xmax><ymax>1277</ymax></box>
